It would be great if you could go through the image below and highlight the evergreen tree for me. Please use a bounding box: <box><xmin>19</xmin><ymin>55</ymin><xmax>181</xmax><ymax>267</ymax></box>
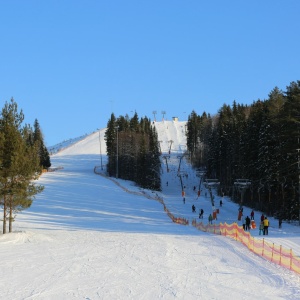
<box><xmin>0</xmin><ymin>99</ymin><xmax>44</xmax><ymax>233</ymax></box>
<box><xmin>148</xmin><ymin>125</ymin><xmax>161</xmax><ymax>190</ymax></box>
<box><xmin>33</xmin><ymin>119</ymin><xmax>51</xmax><ymax>169</ymax></box>
<box><xmin>105</xmin><ymin>113</ymin><xmax>117</xmax><ymax>176</ymax></box>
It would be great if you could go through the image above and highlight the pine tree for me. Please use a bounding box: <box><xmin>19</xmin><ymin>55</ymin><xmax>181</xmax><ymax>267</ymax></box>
<box><xmin>147</xmin><ymin>125</ymin><xmax>161</xmax><ymax>190</ymax></box>
<box><xmin>0</xmin><ymin>99</ymin><xmax>44</xmax><ymax>233</ymax></box>
<box><xmin>105</xmin><ymin>113</ymin><xmax>117</xmax><ymax>176</ymax></box>
<box><xmin>33</xmin><ymin>119</ymin><xmax>51</xmax><ymax>169</ymax></box>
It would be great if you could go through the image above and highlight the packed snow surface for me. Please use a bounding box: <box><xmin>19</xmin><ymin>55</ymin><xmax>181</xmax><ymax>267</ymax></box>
<box><xmin>1</xmin><ymin>121</ymin><xmax>300</xmax><ymax>300</ymax></box>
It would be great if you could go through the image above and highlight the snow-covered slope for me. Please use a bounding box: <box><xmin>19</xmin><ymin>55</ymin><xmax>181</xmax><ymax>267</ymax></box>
<box><xmin>53</xmin><ymin>120</ymin><xmax>186</xmax><ymax>156</ymax></box>
<box><xmin>1</xmin><ymin>121</ymin><xmax>300</xmax><ymax>299</ymax></box>
<box><xmin>154</xmin><ymin>120</ymin><xmax>187</xmax><ymax>153</ymax></box>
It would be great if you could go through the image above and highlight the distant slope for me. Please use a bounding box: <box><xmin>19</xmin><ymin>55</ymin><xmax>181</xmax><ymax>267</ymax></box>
<box><xmin>48</xmin><ymin>132</ymin><xmax>95</xmax><ymax>155</ymax></box>
<box><xmin>52</xmin><ymin>120</ymin><xmax>187</xmax><ymax>156</ymax></box>
<box><xmin>154</xmin><ymin>120</ymin><xmax>187</xmax><ymax>154</ymax></box>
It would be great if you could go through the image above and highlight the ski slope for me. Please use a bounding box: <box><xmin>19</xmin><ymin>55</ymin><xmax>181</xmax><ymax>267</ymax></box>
<box><xmin>1</xmin><ymin>120</ymin><xmax>300</xmax><ymax>300</ymax></box>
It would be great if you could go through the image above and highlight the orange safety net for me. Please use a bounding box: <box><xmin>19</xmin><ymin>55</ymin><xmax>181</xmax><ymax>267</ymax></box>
<box><xmin>220</xmin><ymin>222</ymin><xmax>300</xmax><ymax>275</ymax></box>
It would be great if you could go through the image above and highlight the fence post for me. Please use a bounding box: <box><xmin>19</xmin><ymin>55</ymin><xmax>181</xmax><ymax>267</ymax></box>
<box><xmin>271</xmin><ymin>243</ymin><xmax>274</xmax><ymax>262</ymax></box>
<box><xmin>262</xmin><ymin>238</ymin><xmax>265</xmax><ymax>256</ymax></box>
<box><xmin>290</xmin><ymin>249</ymin><xmax>293</xmax><ymax>270</ymax></box>
<box><xmin>279</xmin><ymin>245</ymin><xmax>282</xmax><ymax>266</ymax></box>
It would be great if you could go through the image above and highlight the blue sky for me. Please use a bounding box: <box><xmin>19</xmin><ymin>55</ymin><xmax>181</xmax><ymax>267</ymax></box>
<box><xmin>1</xmin><ymin>1</ymin><xmax>299</xmax><ymax>146</ymax></box>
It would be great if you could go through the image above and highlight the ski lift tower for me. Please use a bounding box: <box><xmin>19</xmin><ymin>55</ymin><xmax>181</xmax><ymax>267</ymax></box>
<box><xmin>177</xmin><ymin>154</ymin><xmax>187</xmax><ymax>197</ymax></box>
<box><xmin>162</xmin><ymin>155</ymin><xmax>170</xmax><ymax>172</ymax></box>
<box><xmin>196</xmin><ymin>169</ymin><xmax>206</xmax><ymax>196</ymax></box>
<box><xmin>177</xmin><ymin>154</ymin><xmax>185</xmax><ymax>172</ymax></box>
<box><xmin>234</xmin><ymin>179</ymin><xmax>251</xmax><ymax>206</ymax></box>
<box><xmin>204</xmin><ymin>179</ymin><xmax>220</xmax><ymax>206</ymax></box>
<box><xmin>152</xmin><ymin>110</ymin><xmax>157</xmax><ymax>122</ymax></box>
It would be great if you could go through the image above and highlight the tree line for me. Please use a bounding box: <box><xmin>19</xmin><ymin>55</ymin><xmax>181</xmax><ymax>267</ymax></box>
<box><xmin>186</xmin><ymin>80</ymin><xmax>300</xmax><ymax>222</ymax></box>
<box><xmin>0</xmin><ymin>98</ymin><xmax>51</xmax><ymax>234</ymax></box>
<box><xmin>105</xmin><ymin>112</ymin><xmax>161</xmax><ymax>191</ymax></box>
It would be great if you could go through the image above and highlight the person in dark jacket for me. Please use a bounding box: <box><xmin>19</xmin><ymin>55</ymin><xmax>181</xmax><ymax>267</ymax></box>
<box><xmin>199</xmin><ymin>209</ymin><xmax>204</xmax><ymax>219</ymax></box>
<box><xmin>279</xmin><ymin>218</ymin><xmax>282</xmax><ymax>229</ymax></box>
<box><xmin>208</xmin><ymin>214</ymin><xmax>213</xmax><ymax>224</ymax></box>
<box><xmin>245</xmin><ymin>216</ymin><xmax>251</xmax><ymax>230</ymax></box>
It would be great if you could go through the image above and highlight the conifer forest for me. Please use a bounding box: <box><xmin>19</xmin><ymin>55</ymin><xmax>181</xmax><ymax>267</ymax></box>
<box><xmin>186</xmin><ymin>81</ymin><xmax>300</xmax><ymax>222</ymax></box>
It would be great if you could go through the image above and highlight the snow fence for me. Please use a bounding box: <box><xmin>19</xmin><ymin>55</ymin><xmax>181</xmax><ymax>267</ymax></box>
<box><xmin>192</xmin><ymin>219</ymin><xmax>300</xmax><ymax>275</ymax></box>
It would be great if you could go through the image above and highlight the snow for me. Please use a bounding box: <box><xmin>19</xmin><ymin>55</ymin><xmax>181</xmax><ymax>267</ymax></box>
<box><xmin>1</xmin><ymin>120</ymin><xmax>300</xmax><ymax>299</ymax></box>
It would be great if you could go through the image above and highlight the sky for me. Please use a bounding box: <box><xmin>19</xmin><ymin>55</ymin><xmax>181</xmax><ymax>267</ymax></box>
<box><xmin>1</xmin><ymin>1</ymin><xmax>300</xmax><ymax>146</ymax></box>
<box><xmin>1</xmin><ymin>121</ymin><xmax>300</xmax><ymax>299</ymax></box>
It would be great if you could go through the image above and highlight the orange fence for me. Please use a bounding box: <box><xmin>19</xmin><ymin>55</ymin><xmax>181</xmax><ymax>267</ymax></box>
<box><xmin>192</xmin><ymin>219</ymin><xmax>221</xmax><ymax>235</ymax></box>
<box><xmin>192</xmin><ymin>219</ymin><xmax>300</xmax><ymax>275</ymax></box>
<box><xmin>220</xmin><ymin>222</ymin><xmax>300</xmax><ymax>274</ymax></box>
<box><xmin>163</xmin><ymin>204</ymin><xmax>189</xmax><ymax>225</ymax></box>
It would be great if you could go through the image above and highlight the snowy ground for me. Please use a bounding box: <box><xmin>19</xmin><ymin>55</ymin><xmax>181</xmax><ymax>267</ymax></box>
<box><xmin>1</xmin><ymin>121</ymin><xmax>300</xmax><ymax>300</ymax></box>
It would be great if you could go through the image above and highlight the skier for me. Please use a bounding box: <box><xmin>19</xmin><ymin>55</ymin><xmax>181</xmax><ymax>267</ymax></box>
<box><xmin>263</xmin><ymin>217</ymin><xmax>269</xmax><ymax>235</ymax></box>
<box><xmin>208</xmin><ymin>214</ymin><xmax>213</xmax><ymax>224</ymax></box>
<box><xmin>279</xmin><ymin>218</ymin><xmax>282</xmax><ymax>229</ymax></box>
<box><xmin>192</xmin><ymin>204</ymin><xmax>196</xmax><ymax>212</ymax></box>
<box><xmin>242</xmin><ymin>216</ymin><xmax>246</xmax><ymax>230</ymax></box>
<box><xmin>199</xmin><ymin>208</ymin><xmax>204</xmax><ymax>219</ymax></box>
<box><xmin>250</xmin><ymin>210</ymin><xmax>254</xmax><ymax>220</ymax></box>
<box><xmin>259</xmin><ymin>221</ymin><xmax>264</xmax><ymax>235</ymax></box>
<box><xmin>245</xmin><ymin>216</ymin><xmax>251</xmax><ymax>230</ymax></box>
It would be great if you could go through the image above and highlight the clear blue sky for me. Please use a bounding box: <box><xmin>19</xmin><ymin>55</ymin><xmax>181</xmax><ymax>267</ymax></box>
<box><xmin>1</xmin><ymin>1</ymin><xmax>299</xmax><ymax>146</ymax></box>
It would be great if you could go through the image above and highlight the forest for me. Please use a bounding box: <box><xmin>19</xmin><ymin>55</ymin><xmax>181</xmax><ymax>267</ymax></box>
<box><xmin>186</xmin><ymin>80</ymin><xmax>300</xmax><ymax>222</ymax></box>
<box><xmin>105</xmin><ymin>112</ymin><xmax>161</xmax><ymax>191</ymax></box>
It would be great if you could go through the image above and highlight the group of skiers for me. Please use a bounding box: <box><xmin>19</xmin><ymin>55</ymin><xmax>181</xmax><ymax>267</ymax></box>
<box><xmin>241</xmin><ymin>210</ymin><xmax>255</xmax><ymax>230</ymax></box>
<box><xmin>259</xmin><ymin>214</ymin><xmax>270</xmax><ymax>235</ymax></box>
<box><xmin>164</xmin><ymin>163</ymin><xmax>277</xmax><ymax>236</ymax></box>
<box><xmin>191</xmin><ymin>205</ymin><xmax>206</xmax><ymax>220</ymax></box>
<box><xmin>242</xmin><ymin>212</ymin><xmax>270</xmax><ymax>235</ymax></box>
<box><xmin>180</xmin><ymin>183</ymin><xmax>275</xmax><ymax>235</ymax></box>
